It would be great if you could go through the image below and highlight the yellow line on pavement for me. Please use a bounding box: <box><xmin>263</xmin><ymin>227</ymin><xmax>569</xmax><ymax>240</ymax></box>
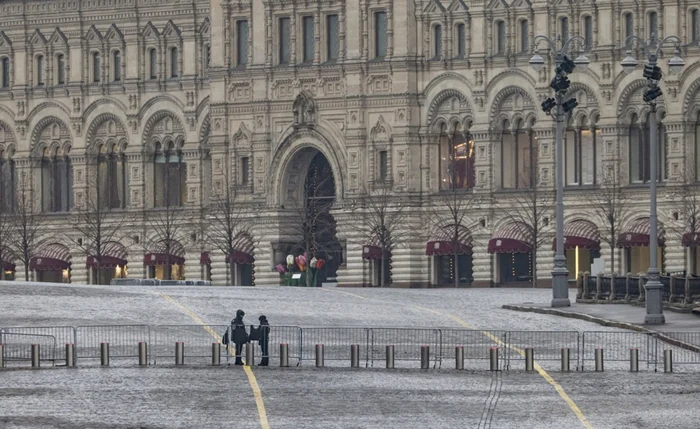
<box><xmin>159</xmin><ymin>293</ymin><xmax>270</xmax><ymax>429</ymax></box>
<box><xmin>326</xmin><ymin>289</ymin><xmax>593</xmax><ymax>429</ymax></box>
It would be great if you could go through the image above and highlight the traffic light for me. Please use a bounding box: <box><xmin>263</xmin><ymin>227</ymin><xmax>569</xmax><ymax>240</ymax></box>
<box><xmin>555</xmin><ymin>55</ymin><xmax>576</xmax><ymax>75</ymax></box>
<box><xmin>643</xmin><ymin>87</ymin><xmax>662</xmax><ymax>103</ymax></box>
<box><xmin>643</xmin><ymin>64</ymin><xmax>662</xmax><ymax>81</ymax></box>
<box><xmin>541</xmin><ymin>97</ymin><xmax>556</xmax><ymax>114</ymax></box>
<box><xmin>562</xmin><ymin>98</ymin><xmax>579</xmax><ymax>113</ymax></box>
<box><xmin>550</xmin><ymin>75</ymin><xmax>570</xmax><ymax>93</ymax></box>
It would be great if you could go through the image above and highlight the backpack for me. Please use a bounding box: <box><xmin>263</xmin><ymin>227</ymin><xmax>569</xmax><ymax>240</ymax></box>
<box><xmin>221</xmin><ymin>330</ymin><xmax>229</xmax><ymax>345</ymax></box>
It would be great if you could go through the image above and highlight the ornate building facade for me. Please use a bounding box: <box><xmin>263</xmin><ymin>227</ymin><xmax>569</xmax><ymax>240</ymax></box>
<box><xmin>2</xmin><ymin>0</ymin><xmax>700</xmax><ymax>287</ymax></box>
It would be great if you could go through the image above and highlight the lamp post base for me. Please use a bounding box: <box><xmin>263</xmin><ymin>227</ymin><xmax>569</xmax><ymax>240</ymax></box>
<box><xmin>644</xmin><ymin>278</ymin><xmax>666</xmax><ymax>325</ymax></box>
<box><xmin>551</xmin><ymin>258</ymin><xmax>571</xmax><ymax>308</ymax></box>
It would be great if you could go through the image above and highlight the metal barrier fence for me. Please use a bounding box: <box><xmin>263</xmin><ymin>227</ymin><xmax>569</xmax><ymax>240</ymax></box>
<box><xmin>1</xmin><ymin>324</ymin><xmax>699</xmax><ymax>370</ymax></box>
<box><xmin>76</xmin><ymin>325</ymin><xmax>151</xmax><ymax>363</ymax></box>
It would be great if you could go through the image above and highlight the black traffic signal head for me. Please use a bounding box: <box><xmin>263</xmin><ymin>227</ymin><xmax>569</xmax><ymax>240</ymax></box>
<box><xmin>541</xmin><ymin>97</ymin><xmax>556</xmax><ymax>114</ymax></box>
<box><xmin>643</xmin><ymin>87</ymin><xmax>662</xmax><ymax>103</ymax></box>
<box><xmin>555</xmin><ymin>55</ymin><xmax>576</xmax><ymax>75</ymax></box>
<box><xmin>550</xmin><ymin>75</ymin><xmax>570</xmax><ymax>93</ymax></box>
<box><xmin>643</xmin><ymin>64</ymin><xmax>662</xmax><ymax>81</ymax></box>
<box><xmin>562</xmin><ymin>98</ymin><xmax>579</xmax><ymax>113</ymax></box>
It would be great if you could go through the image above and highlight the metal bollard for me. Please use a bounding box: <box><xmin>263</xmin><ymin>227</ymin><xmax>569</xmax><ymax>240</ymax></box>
<box><xmin>100</xmin><ymin>342</ymin><xmax>109</xmax><ymax>367</ymax></box>
<box><xmin>455</xmin><ymin>346</ymin><xmax>464</xmax><ymax>370</ymax></box>
<box><xmin>212</xmin><ymin>343</ymin><xmax>221</xmax><ymax>366</ymax></box>
<box><xmin>664</xmin><ymin>350</ymin><xmax>673</xmax><ymax>373</ymax></box>
<box><xmin>525</xmin><ymin>347</ymin><xmax>534</xmax><ymax>372</ymax></box>
<box><xmin>489</xmin><ymin>347</ymin><xmax>499</xmax><ymax>371</ymax></box>
<box><xmin>561</xmin><ymin>348</ymin><xmax>570</xmax><ymax>372</ymax></box>
<box><xmin>315</xmin><ymin>344</ymin><xmax>324</xmax><ymax>367</ymax></box>
<box><xmin>0</xmin><ymin>344</ymin><xmax>4</xmax><ymax>369</ymax></box>
<box><xmin>280</xmin><ymin>343</ymin><xmax>289</xmax><ymax>367</ymax></box>
<box><xmin>386</xmin><ymin>345</ymin><xmax>395</xmax><ymax>369</ymax></box>
<box><xmin>595</xmin><ymin>348</ymin><xmax>604</xmax><ymax>372</ymax></box>
<box><xmin>66</xmin><ymin>343</ymin><xmax>74</xmax><ymax>368</ymax></box>
<box><xmin>31</xmin><ymin>344</ymin><xmax>40</xmax><ymax>368</ymax></box>
<box><xmin>350</xmin><ymin>344</ymin><xmax>360</xmax><ymax>368</ymax></box>
<box><xmin>175</xmin><ymin>342</ymin><xmax>184</xmax><ymax>366</ymax></box>
<box><xmin>245</xmin><ymin>343</ymin><xmax>255</xmax><ymax>367</ymax></box>
<box><xmin>139</xmin><ymin>342</ymin><xmax>148</xmax><ymax>367</ymax></box>
<box><xmin>630</xmin><ymin>348</ymin><xmax>639</xmax><ymax>373</ymax></box>
<box><xmin>420</xmin><ymin>345</ymin><xmax>430</xmax><ymax>369</ymax></box>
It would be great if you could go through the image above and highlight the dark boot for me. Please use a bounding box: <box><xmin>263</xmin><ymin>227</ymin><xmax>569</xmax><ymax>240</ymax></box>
<box><xmin>260</xmin><ymin>357</ymin><xmax>269</xmax><ymax>366</ymax></box>
<box><xmin>235</xmin><ymin>357</ymin><xmax>244</xmax><ymax>365</ymax></box>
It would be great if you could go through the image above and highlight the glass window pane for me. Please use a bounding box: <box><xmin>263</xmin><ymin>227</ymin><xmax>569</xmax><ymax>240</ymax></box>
<box><xmin>327</xmin><ymin>15</ymin><xmax>339</xmax><ymax>61</ymax></box>
<box><xmin>1</xmin><ymin>58</ymin><xmax>9</xmax><ymax>88</ymax></box>
<box><xmin>375</xmin><ymin>11</ymin><xmax>387</xmax><ymax>58</ymax></box>
<box><xmin>170</xmin><ymin>48</ymin><xmax>178</xmax><ymax>78</ymax></box>
<box><xmin>303</xmin><ymin>16</ymin><xmax>315</xmax><ymax>63</ymax></box>
<box><xmin>659</xmin><ymin>125</ymin><xmax>667</xmax><ymax>180</ymax></box>
<box><xmin>434</xmin><ymin>25</ymin><xmax>442</xmax><ymax>58</ymax></box>
<box><xmin>241</xmin><ymin>157</ymin><xmax>249</xmax><ymax>185</ymax></box>
<box><xmin>497</xmin><ymin>21</ymin><xmax>506</xmax><ymax>53</ymax></box>
<box><xmin>581</xmin><ymin>129</ymin><xmax>595</xmax><ymax>184</ymax></box>
<box><xmin>649</xmin><ymin>12</ymin><xmax>658</xmax><ymax>38</ymax></box>
<box><xmin>279</xmin><ymin>17</ymin><xmax>291</xmax><ymax>64</ymax></box>
<box><xmin>456</xmin><ymin>24</ymin><xmax>465</xmax><ymax>57</ymax></box>
<box><xmin>57</xmin><ymin>55</ymin><xmax>65</xmax><ymax>85</ymax></box>
<box><xmin>501</xmin><ymin>132</ymin><xmax>515</xmax><ymax>188</ymax></box>
<box><xmin>439</xmin><ymin>129</ymin><xmax>450</xmax><ymax>190</ymax></box>
<box><xmin>630</xmin><ymin>124</ymin><xmax>641</xmax><ymax>182</ymax></box>
<box><xmin>150</xmin><ymin>49</ymin><xmax>157</xmax><ymax>79</ymax></box>
<box><xmin>520</xmin><ymin>20</ymin><xmax>529</xmax><ymax>52</ymax></box>
<box><xmin>561</xmin><ymin>17</ymin><xmax>569</xmax><ymax>42</ymax></box>
<box><xmin>625</xmin><ymin>14</ymin><xmax>634</xmax><ymax>41</ymax></box>
<box><xmin>518</xmin><ymin>131</ymin><xmax>533</xmax><ymax>188</ymax></box>
<box><xmin>93</xmin><ymin>53</ymin><xmax>100</xmax><ymax>83</ymax></box>
<box><xmin>379</xmin><ymin>151</ymin><xmax>388</xmax><ymax>181</ymax></box>
<box><xmin>237</xmin><ymin>20</ymin><xmax>249</xmax><ymax>66</ymax></box>
<box><xmin>113</xmin><ymin>51</ymin><xmax>121</xmax><ymax>81</ymax></box>
<box><xmin>37</xmin><ymin>55</ymin><xmax>44</xmax><ymax>85</ymax></box>
<box><xmin>692</xmin><ymin>10</ymin><xmax>699</xmax><ymax>42</ymax></box>
<box><xmin>565</xmin><ymin>130</ymin><xmax>577</xmax><ymax>185</ymax></box>
<box><xmin>584</xmin><ymin>16</ymin><xmax>593</xmax><ymax>48</ymax></box>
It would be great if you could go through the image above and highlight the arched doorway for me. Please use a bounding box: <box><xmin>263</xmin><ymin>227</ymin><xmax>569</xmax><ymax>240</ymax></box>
<box><xmin>302</xmin><ymin>152</ymin><xmax>342</xmax><ymax>285</ymax></box>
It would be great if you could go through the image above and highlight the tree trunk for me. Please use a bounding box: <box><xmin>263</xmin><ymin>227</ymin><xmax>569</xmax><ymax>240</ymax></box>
<box><xmin>380</xmin><ymin>258</ymin><xmax>385</xmax><ymax>288</ymax></box>
<box><xmin>693</xmin><ymin>247</ymin><xmax>698</xmax><ymax>276</ymax></box>
<box><xmin>531</xmin><ymin>250</ymin><xmax>537</xmax><ymax>288</ymax></box>
<box><xmin>454</xmin><ymin>251</ymin><xmax>459</xmax><ymax>288</ymax></box>
<box><xmin>165</xmin><ymin>254</ymin><xmax>172</xmax><ymax>280</ymax></box>
<box><xmin>24</xmin><ymin>264</ymin><xmax>29</xmax><ymax>281</ymax></box>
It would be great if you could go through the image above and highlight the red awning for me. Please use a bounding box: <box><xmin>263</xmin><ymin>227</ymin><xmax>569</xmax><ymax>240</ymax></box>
<box><xmin>682</xmin><ymin>229</ymin><xmax>700</xmax><ymax>247</ymax></box>
<box><xmin>426</xmin><ymin>225</ymin><xmax>473</xmax><ymax>256</ymax></box>
<box><xmin>617</xmin><ymin>218</ymin><xmax>665</xmax><ymax>248</ymax></box>
<box><xmin>87</xmin><ymin>242</ymin><xmax>128</xmax><ymax>268</ymax></box>
<box><xmin>228</xmin><ymin>234</ymin><xmax>254</xmax><ymax>265</ymax></box>
<box><xmin>2</xmin><ymin>249</ymin><xmax>16</xmax><ymax>272</ymax></box>
<box><xmin>552</xmin><ymin>220</ymin><xmax>600</xmax><ymax>251</ymax></box>
<box><xmin>488</xmin><ymin>222</ymin><xmax>533</xmax><ymax>254</ymax></box>
<box><xmin>144</xmin><ymin>240</ymin><xmax>186</xmax><ymax>266</ymax></box>
<box><xmin>200</xmin><ymin>251</ymin><xmax>211</xmax><ymax>265</ymax></box>
<box><xmin>362</xmin><ymin>235</ymin><xmax>390</xmax><ymax>260</ymax></box>
<box><xmin>30</xmin><ymin>243</ymin><xmax>72</xmax><ymax>271</ymax></box>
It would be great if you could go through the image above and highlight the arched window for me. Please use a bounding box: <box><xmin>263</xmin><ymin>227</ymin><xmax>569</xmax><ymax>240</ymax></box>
<box><xmin>649</xmin><ymin>11</ymin><xmax>658</xmax><ymax>38</ymax></box>
<box><xmin>439</xmin><ymin>122</ymin><xmax>475</xmax><ymax>190</ymax></box>
<box><xmin>56</xmin><ymin>54</ymin><xmax>65</xmax><ymax>85</ymax></box>
<box><xmin>695</xmin><ymin>112</ymin><xmax>700</xmax><ymax>181</ymax></box>
<box><xmin>40</xmin><ymin>149</ymin><xmax>73</xmax><ymax>213</ymax></box>
<box><xmin>1</xmin><ymin>57</ymin><xmax>9</xmax><ymax>88</ymax></box>
<box><xmin>520</xmin><ymin>20</ymin><xmax>529</xmax><ymax>53</ymax></box>
<box><xmin>500</xmin><ymin>120</ymin><xmax>536</xmax><ymax>189</ymax></box>
<box><xmin>560</xmin><ymin>17</ymin><xmax>569</xmax><ymax>42</ymax></box>
<box><xmin>36</xmin><ymin>55</ymin><xmax>45</xmax><ymax>86</ymax></box>
<box><xmin>149</xmin><ymin>48</ymin><xmax>157</xmax><ymax>79</ymax></box>
<box><xmin>624</xmin><ymin>13</ymin><xmax>634</xmax><ymax>43</ymax></box>
<box><xmin>692</xmin><ymin>9</ymin><xmax>699</xmax><ymax>43</ymax></box>
<box><xmin>455</xmin><ymin>23</ymin><xmax>466</xmax><ymax>57</ymax></box>
<box><xmin>97</xmin><ymin>145</ymin><xmax>128</xmax><ymax>210</ymax></box>
<box><xmin>154</xmin><ymin>142</ymin><xmax>185</xmax><ymax>207</ymax></box>
<box><xmin>92</xmin><ymin>52</ymin><xmax>100</xmax><ymax>83</ymax></box>
<box><xmin>433</xmin><ymin>24</ymin><xmax>442</xmax><ymax>59</ymax></box>
<box><xmin>0</xmin><ymin>151</ymin><xmax>16</xmax><ymax>213</ymax></box>
<box><xmin>170</xmin><ymin>47</ymin><xmax>178</xmax><ymax>78</ymax></box>
<box><xmin>496</xmin><ymin>21</ymin><xmax>506</xmax><ymax>54</ymax></box>
<box><xmin>583</xmin><ymin>16</ymin><xmax>593</xmax><ymax>48</ymax></box>
<box><xmin>565</xmin><ymin>116</ymin><xmax>599</xmax><ymax>186</ymax></box>
<box><xmin>113</xmin><ymin>51</ymin><xmax>121</xmax><ymax>82</ymax></box>
<box><xmin>629</xmin><ymin>113</ymin><xmax>665</xmax><ymax>183</ymax></box>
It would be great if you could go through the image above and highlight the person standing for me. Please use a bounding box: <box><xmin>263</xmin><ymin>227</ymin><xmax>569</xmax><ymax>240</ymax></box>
<box><xmin>258</xmin><ymin>315</ymin><xmax>270</xmax><ymax>366</ymax></box>
<box><xmin>231</xmin><ymin>309</ymin><xmax>248</xmax><ymax>365</ymax></box>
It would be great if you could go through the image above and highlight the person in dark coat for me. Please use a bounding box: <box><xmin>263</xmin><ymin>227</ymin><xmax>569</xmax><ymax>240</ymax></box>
<box><xmin>231</xmin><ymin>309</ymin><xmax>248</xmax><ymax>365</ymax></box>
<box><xmin>258</xmin><ymin>315</ymin><xmax>270</xmax><ymax>366</ymax></box>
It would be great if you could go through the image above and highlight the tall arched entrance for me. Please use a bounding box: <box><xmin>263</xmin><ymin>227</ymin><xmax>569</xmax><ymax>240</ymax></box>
<box><xmin>303</xmin><ymin>152</ymin><xmax>343</xmax><ymax>285</ymax></box>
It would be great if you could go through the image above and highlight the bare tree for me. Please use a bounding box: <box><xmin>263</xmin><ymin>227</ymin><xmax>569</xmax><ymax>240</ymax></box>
<box><xmin>7</xmin><ymin>174</ymin><xmax>43</xmax><ymax>281</ymax></box>
<box><xmin>498</xmin><ymin>169</ymin><xmax>554</xmax><ymax>288</ymax></box>
<box><xmin>286</xmin><ymin>161</ymin><xmax>338</xmax><ymax>287</ymax></box>
<box><xmin>356</xmin><ymin>184</ymin><xmax>410</xmax><ymax>287</ymax></box>
<box><xmin>0</xmin><ymin>210</ymin><xmax>11</xmax><ymax>281</ymax></box>
<box><xmin>588</xmin><ymin>157</ymin><xmax>631</xmax><ymax>274</ymax></box>
<box><xmin>206</xmin><ymin>165</ymin><xmax>252</xmax><ymax>284</ymax></box>
<box><xmin>69</xmin><ymin>170</ymin><xmax>126</xmax><ymax>285</ymax></box>
<box><xmin>146</xmin><ymin>193</ymin><xmax>187</xmax><ymax>281</ymax></box>
<box><xmin>666</xmin><ymin>159</ymin><xmax>700</xmax><ymax>275</ymax></box>
<box><xmin>425</xmin><ymin>179</ymin><xmax>478</xmax><ymax>288</ymax></box>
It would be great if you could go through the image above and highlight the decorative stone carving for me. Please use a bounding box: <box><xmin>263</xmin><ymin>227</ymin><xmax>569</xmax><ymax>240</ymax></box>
<box><xmin>292</xmin><ymin>91</ymin><xmax>316</xmax><ymax>128</ymax></box>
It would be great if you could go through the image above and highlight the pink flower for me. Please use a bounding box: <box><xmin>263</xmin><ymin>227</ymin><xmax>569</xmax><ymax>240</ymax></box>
<box><xmin>296</xmin><ymin>254</ymin><xmax>307</xmax><ymax>272</ymax></box>
<box><xmin>316</xmin><ymin>259</ymin><xmax>325</xmax><ymax>270</ymax></box>
<box><xmin>276</xmin><ymin>264</ymin><xmax>286</xmax><ymax>275</ymax></box>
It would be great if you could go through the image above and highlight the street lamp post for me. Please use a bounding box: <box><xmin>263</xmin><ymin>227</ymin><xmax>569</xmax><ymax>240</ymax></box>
<box><xmin>530</xmin><ymin>36</ymin><xmax>589</xmax><ymax>308</ymax></box>
<box><xmin>620</xmin><ymin>34</ymin><xmax>685</xmax><ymax>325</ymax></box>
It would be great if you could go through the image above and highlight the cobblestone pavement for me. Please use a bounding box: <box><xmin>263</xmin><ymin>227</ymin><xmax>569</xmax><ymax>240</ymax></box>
<box><xmin>2</xmin><ymin>282</ymin><xmax>700</xmax><ymax>428</ymax></box>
